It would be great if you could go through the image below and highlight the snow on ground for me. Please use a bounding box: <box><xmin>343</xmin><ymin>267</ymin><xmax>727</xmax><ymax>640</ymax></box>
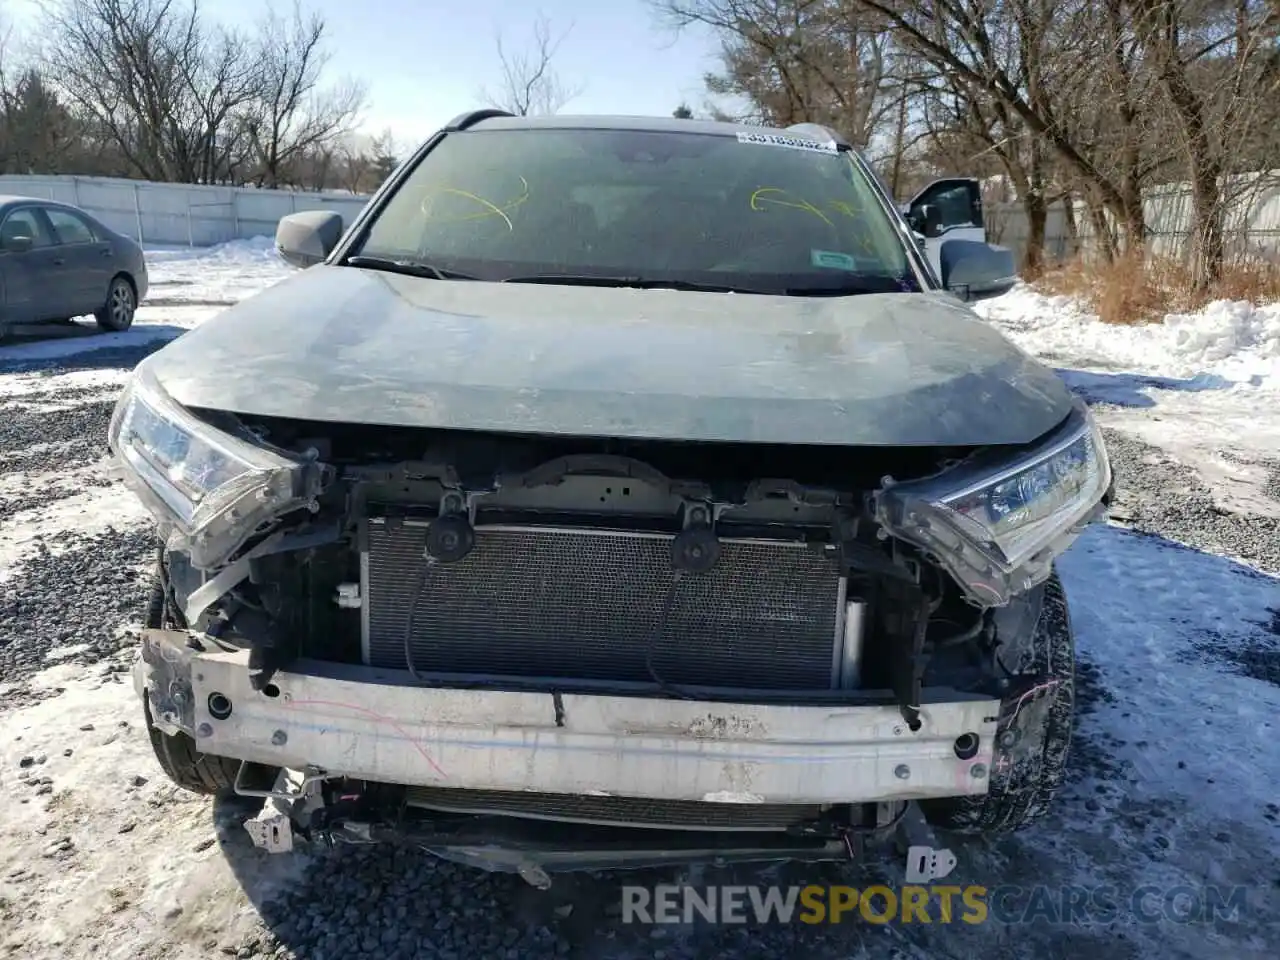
<box><xmin>143</xmin><ymin>236</ymin><xmax>297</xmax><ymax>307</ymax></box>
<box><xmin>975</xmin><ymin>287</ymin><xmax>1280</xmax><ymax>519</ymax></box>
<box><xmin>974</xmin><ymin>284</ymin><xmax>1280</xmax><ymax>385</ymax></box>
<box><xmin>1</xmin><ymin>244</ymin><xmax>1277</xmax><ymax>960</ymax></box>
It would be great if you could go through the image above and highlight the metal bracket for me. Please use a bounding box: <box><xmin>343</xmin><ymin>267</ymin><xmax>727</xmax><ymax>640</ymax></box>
<box><xmin>242</xmin><ymin>766</ymin><xmax>326</xmax><ymax>854</ymax></box>
<box><xmin>244</xmin><ymin>800</ymin><xmax>296</xmax><ymax>853</ymax></box>
<box><xmin>234</xmin><ymin>762</ymin><xmax>329</xmax><ymax>800</ymax></box>
<box><xmin>679</xmin><ymin>499</ymin><xmax>715</xmax><ymax>529</ymax></box>
<box><xmin>905</xmin><ymin>843</ymin><xmax>958</xmax><ymax>883</ymax></box>
<box><xmin>895</xmin><ymin>800</ymin><xmax>954</xmax><ymax>884</ymax></box>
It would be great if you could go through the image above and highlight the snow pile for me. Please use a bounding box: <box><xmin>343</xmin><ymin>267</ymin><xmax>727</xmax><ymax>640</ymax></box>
<box><xmin>143</xmin><ymin>235</ymin><xmax>282</xmax><ymax>265</ymax></box>
<box><xmin>142</xmin><ymin>237</ymin><xmax>296</xmax><ymax>310</ymax></box>
<box><xmin>974</xmin><ymin>284</ymin><xmax>1280</xmax><ymax>387</ymax></box>
<box><xmin>1163</xmin><ymin>298</ymin><xmax>1280</xmax><ymax>370</ymax></box>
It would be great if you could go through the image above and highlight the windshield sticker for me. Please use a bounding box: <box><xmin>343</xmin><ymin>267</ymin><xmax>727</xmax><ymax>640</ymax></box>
<box><xmin>811</xmin><ymin>249</ymin><xmax>858</xmax><ymax>271</ymax></box>
<box><xmin>736</xmin><ymin>131</ymin><xmax>838</xmax><ymax>153</ymax></box>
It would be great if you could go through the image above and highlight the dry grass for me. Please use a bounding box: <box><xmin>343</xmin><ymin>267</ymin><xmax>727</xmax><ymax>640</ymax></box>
<box><xmin>1034</xmin><ymin>251</ymin><xmax>1280</xmax><ymax>325</ymax></box>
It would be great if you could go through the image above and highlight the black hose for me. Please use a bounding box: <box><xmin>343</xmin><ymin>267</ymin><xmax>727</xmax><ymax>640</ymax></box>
<box><xmin>928</xmin><ymin>617</ymin><xmax>985</xmax><ymax>649</ymax></box>
<box><xmin>643</xmin><ymin>571</ymin><xmax>697</xmax><ymax>700</ymax></box>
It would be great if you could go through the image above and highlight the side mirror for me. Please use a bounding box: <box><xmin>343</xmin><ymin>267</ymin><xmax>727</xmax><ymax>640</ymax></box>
<box><xmin>275</xmin><ymin>210</ymin><xmax>345</xmax><ymax>268</ymax></box>
<box><xmin>2</xmin><ymin>233</ymin><xmax>34</xmax><ymax>253</ymax></box>
<box><xmin>939</xmin><ymin>238</ymin><xmax>1017</xmax><ymax>302</ymax></box>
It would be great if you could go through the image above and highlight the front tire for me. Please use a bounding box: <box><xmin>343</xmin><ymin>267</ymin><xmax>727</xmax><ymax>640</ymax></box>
<box><xmin>923</xmin><ymin>571</ymin><xmax>1075</xmax><ymax>834</ymax></box>
<box><xmin>140</xmin><ymin>557</ymin><xmax>241</xmax><ymax>796</ymax></box>
<box><xmin>144</xmin><ymin>701</ymin><xmax>240</xmax><ymax>796</ymax></box>
<box><xmin>95</xmin><ymin>275</ymin><xmax>136</xmax><ymax>332</ymax></box>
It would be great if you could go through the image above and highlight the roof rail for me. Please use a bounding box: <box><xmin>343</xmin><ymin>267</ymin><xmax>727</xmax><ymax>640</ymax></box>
<box><xmin>784</xmin><ymin>122</ymin><xmax>851</xmax><ymax>149</ymax></box>
<box><xmin>444</xmin><ymin>108</ymin><xmax>515</xmax><ymax>131</ymax></box>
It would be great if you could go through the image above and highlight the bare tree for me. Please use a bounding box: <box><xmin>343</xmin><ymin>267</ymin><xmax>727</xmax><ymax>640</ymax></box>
<box><xmin>34</xmin><ymin>0</ymin><xmax>364</xmax><ymax>187</ymax></box>
<box><xmin>41</xmin><ymin>0</ymin><xmax>193</xmax><ymax>181</ymax></box>
<box><xmin>242</xmin><ymin>2</ymin><xmax>365</xmax><ymax>188</ymax></box>
<box><xmin>844</xmin><ymin>0</ymin><xmax>1154</xmax><ymax>250</ymax></box>
<box><xmin>335</xmin><ymin>135</ymin><xmax>373</xmax><ymax>193</ymax></box>
<box><xmin>658</xmin><ymin>0</ymin><xmax>896</xmax><ymax>147</ymax></box>
<box><xmin>177</xmin><ymin>21</ymin><xmax>261</xmax><ymax>184</ymax></box>
<box><xmin>38</xmin><ymin>0</ymin><xmax>262</xmax><ymax>183</ymax></box>
<box><xmin>481</xmin><ymin>13</ymin><xmax>583</xmax><ymax>116</ymax></box>
<box><xmin>326</xmin><ymin>128</ymin><xmax>401</xmax><ymax>194</ymax></box>
<box><xmin>1127</xmin><ymin>0</ymin><xmax>1280</xmax><ymax>287</ymax></box>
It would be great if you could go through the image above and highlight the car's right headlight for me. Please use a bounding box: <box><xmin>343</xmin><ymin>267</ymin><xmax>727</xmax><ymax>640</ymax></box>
<box><xmin>872</xmin><ymin>401</ymin><xmax>1111</xmax><ymax>606</ymax></box>
<box><xmin>108</xmin><ymin>363</ymin><xmax>324</xmax><ymax>569</ymax></box>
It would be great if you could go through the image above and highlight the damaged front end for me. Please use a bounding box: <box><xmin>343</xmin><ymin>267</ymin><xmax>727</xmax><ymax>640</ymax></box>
<box><xmin>113</xmin><ymin>364</ymin><xmax>1111</xmax><ymax>876</ymax></box>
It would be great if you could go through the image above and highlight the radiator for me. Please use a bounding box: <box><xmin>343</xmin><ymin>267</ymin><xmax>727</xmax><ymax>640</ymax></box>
<box><xmin>362</xmin><ymin>518</ymin><xmax>844</xmax><ymax>690</ymax></box>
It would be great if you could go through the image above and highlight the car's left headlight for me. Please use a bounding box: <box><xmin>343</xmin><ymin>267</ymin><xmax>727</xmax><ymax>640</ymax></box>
<box><xmin>108</xmin><ymin>363</ymin><xmax>325</xmax><ymax>569</ymax></box>
<box><xmin>872</xmin><ymin>403</ymin><xmax>1111</xmax><ymax>605</ymax></box>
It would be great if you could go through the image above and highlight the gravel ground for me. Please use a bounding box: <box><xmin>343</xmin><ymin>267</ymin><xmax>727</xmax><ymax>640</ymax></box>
<box><xmin>1216</xmin><ymin>449</ymin><xmax>1280</xmax><ymax>505</ymax></box>
<box><xmin>0</xmin><ymin>475</ymin><xmax>115</xmax><ymax>519</ymax></box>
<box><xmin>0</xmin><ymin>398</ymin><xmax>114</xmax><ymax>459</ymax></box>
<box><xmin>1101</xmin><ymin>427</ymin><xmax>1280</xmax><ymax>575</ymax></box>
<box><xmin>1</xmin><ymin>330</ymin><xmax>1277</xmax><ymax>960</ymax></box>
<box><xmin>0</xmin><ymin>528</ymin><xmax>154</xmax><ymax>687</ymax></box>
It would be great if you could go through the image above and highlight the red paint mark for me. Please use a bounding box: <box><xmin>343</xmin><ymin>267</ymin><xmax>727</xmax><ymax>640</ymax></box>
<box><xmin>282</xmin><ymin>697</ymin><xmax>448</xmax><ymax>780</ymax></box>
<box><xmin>1008</xmin><ymin>679</ymin><xmax>1062</xmax><ymax>725</ymax></box>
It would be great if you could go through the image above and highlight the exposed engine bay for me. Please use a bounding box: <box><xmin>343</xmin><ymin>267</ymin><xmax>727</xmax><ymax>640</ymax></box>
<box><xmin>160</xmin><ymin>413</ymin><xmax>1033</xmax><ymax>730</ymax></box>
<box><xmin>126</xmin><ymin>390</ymin><xmax>1107</xmax><ymax>875</ymax></box>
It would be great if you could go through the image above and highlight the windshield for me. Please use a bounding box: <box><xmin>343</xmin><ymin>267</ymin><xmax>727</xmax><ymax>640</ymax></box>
<box><xmin>352</xmin><ymin>126</ymin><xmax>920</xmax><ymax>295</ymax></box>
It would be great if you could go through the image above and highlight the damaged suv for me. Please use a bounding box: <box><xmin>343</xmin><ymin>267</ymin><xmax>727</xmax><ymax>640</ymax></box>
<box><xmin>113</xmin><ymin>111</ymin><xmax>1112</xmax><ymax>883</ymax></box>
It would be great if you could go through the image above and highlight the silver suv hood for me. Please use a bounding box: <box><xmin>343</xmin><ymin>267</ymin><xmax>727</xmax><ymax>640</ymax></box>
<box><xmin>140</xmin><ymin>264</ymin><xmax>1072</xmax><ymax>446</ymax></box>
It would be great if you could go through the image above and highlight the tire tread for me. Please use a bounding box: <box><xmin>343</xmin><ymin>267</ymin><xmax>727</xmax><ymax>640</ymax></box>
<box><xmin>924</xmin><ymin>571</ymin><xmax>1075</xmax><ymax>835</ymax></box>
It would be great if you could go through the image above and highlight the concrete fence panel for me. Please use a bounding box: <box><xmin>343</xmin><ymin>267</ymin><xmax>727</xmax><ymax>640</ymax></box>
<box><xmin>0</xmin><ymin>174</ymin><xmax>371</xmax><ymax>247</ymax></box>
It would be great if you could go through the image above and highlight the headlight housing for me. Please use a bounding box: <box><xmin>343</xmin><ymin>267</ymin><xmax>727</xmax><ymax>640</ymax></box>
<box><xmin>873</xmin><ymin>403</ymin><xmax>1111</xmax><ymax>606</ymax></box>
<box><xmin>108</xmin><ymin>364</ymin><xmax>324</xmax><ymax>569</ymax></box>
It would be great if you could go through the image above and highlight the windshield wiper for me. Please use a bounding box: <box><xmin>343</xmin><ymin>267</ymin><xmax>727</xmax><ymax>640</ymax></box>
<box><xmin>503</xmin><ymin>274</ymin><xmax>917</xmax><ymax>297</ymax></box>
<box><xmin>502</xmin><ymin>275</ymin><xmax>774</xmax><ymax>295</ymax></box>
<box><xmin>344</xmin><ymin>255</ymin><xmax>480</xmax><ymax>281</ymax></box>
<box><xmin>783</xmin><ymin>279</ymin><xmax>917</xmax><ymax>297</ymax></box>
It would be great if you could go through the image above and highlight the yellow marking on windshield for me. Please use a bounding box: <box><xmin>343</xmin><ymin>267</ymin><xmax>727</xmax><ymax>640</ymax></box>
<box><xmin>749</xmin><ymin>188</ymin><xmax>835</xmax><ymax>228</ymax></box>
<box><xmin>438</xmin><ymin>189</ymin><xmax>514</xmax><ymax>230</ymax></box>
<box><xmin>419</xmin><ymin>177</ymin><xmax>530</xmax><ymax>230</ymax></box>
<box><xmin>828</xmin><ymin>200</ymin><xmax>863</xmax><ymax>219</ymax></box>
<box><xmin>748</xmin><ymin>188</ymin><xmax>885</xmax><ymax>258</ymax></box>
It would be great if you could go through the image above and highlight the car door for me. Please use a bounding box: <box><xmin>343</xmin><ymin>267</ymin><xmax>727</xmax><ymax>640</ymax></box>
<box><xmin>42</xmin><ymin>206</ymin><xmax>114</xmax><ymax>316</ymax></box>
<box><xmin>903</xmin><ymin>178</ymin><xmax>986</xmax><ymax>279</ymax></box>
<box><xmin>0</xmin><ymin>206</ymin><xmax>68</xmax><ymax>324</ymax></box>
